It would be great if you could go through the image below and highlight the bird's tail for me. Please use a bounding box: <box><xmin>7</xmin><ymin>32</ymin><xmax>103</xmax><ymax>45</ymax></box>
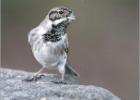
<box><xmin>65</xmin><ymin>63</ymin><xmax>79</xmax><ymax>77</ymax></box>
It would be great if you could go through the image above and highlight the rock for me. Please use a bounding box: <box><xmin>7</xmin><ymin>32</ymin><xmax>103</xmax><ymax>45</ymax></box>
<box><xmin>0</xmin><ymin>68</ymin><xmax>121</xmax><ymax>100</ymax></box>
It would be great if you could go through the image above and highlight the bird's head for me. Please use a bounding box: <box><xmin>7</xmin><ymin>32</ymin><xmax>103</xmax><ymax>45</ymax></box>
<box><xmin>47</xmin><ymin>6</ymin><xmax>76</xmax><ymax>26</ymax></box>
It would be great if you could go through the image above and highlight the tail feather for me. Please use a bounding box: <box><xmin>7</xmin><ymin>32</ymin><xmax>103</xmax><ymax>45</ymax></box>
<box><xmin>65</xmin><ymin>63</ymin><xmax>79</xmax><ymax>77</ymax></box>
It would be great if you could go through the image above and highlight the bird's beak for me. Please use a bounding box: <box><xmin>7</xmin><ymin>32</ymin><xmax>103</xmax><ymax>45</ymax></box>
<box><xmin>68</xmin><ymin>12</ymin><xmax>76</xmax><ymax>21</ymax></box>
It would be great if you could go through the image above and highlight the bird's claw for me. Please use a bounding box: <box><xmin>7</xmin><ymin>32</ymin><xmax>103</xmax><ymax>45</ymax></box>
<box><xmin>23</xmin><ymin>74</ymin><xmax>45</xmax><ymax>82</ymax></box>
<box><xmin>51</xmin><ymin>80</ymin><xmax>67</xmax><ymax>84</ymax></box>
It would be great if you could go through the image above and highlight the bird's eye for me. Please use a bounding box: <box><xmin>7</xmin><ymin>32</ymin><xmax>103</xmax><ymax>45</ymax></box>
<box><xmin>59</xmin><ymin>11</ymin><xmax>64</xmax><ymax>14</ymax></box>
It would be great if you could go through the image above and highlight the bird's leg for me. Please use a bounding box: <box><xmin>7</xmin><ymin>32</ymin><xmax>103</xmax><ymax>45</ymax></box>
<box><xmin>33</xmin><ymin>67</ymin><xmax>45</xmax><ymax>77</ymax></box>
<box><xmin>24</xmin><ymin>67</ymin><xmax>45</xmax><ymax>82</ymax></box>
<box><xmin>61</xmin><ymin>67</ymin><xmax>65</xmax><ymax>81</ymax></box>
<box><xmin>51</xmin><ymin>64</ymin><xmax>67</xmax><ymax>84</ymax></box>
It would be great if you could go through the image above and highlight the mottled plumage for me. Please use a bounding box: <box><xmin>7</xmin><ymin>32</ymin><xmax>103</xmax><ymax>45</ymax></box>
<box><xmin>27</xmin><ymin>6</ymin><xmax>78</xmax><ymax>81</ymax></box>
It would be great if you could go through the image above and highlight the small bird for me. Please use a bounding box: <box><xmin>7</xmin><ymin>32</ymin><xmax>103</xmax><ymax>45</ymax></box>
<box><xmin>27</xmin><ymin>6</ymin><xmax>79</xmax><ymax>82</ymax></box>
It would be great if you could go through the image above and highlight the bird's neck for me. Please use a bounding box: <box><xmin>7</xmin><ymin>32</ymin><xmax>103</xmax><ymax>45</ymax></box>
<box><xmin>40</xmin><ymin>18</ymin><xmax>68</xmax><ymax>35</ymax></box>
<box><xmin>41</xmin><ymin>20</ymin><xmax>68</xmax><ymax>42</ymax></box>
<box><xmin>51</xmin><ymin>23</ymin><xmax>67</xmax><ymax>35</ymax></box>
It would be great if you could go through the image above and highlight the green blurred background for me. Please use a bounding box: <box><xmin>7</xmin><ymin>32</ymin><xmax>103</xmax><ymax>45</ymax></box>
<box><xmin>1</xmin><ymin>0</ymin><xmax>138</xmax><ymax>99</ymax></box>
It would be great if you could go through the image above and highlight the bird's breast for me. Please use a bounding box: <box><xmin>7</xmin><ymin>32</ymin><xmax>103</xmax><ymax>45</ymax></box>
<box><xmin>32</xmin><ymin>35</ymin><xmax>67</xmax><ymax>68</ymax></box>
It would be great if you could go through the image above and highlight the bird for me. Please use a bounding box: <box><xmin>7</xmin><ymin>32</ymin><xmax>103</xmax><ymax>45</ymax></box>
<box><xmin>27</xmin><ymin>6</ymin><xmax>79</xmax><ymax>82</ymax></box>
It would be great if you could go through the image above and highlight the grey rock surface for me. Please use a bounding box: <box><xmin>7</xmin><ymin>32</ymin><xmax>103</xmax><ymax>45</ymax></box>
<box><xmin>0</xmin><ymin>68</ymin><xmax>121</xmax><ymax>100</ymax></box>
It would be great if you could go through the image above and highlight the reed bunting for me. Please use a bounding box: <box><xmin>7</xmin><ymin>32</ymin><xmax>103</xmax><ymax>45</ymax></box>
<box><xmin>27</xmin><ymin>6</ymin><xmax>79</xmax><ymax>82</ymax></box>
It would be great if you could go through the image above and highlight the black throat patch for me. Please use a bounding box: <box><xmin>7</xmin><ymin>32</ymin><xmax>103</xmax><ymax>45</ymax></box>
<box><xmin>43</xmin><ymin>23</ymin><xmax>66</xmax><ymax>42</ymax></box>
<box><xmin>43</xmin><ymin>32</ymin><xmax>62</xmax><ymax>42</ymax></box>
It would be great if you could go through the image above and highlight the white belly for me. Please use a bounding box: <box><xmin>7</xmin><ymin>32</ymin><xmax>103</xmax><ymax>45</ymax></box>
<box><xmin>32</xmin><ymin>38</ymin><xmax>67</xmax><ymax>69</ymax></box>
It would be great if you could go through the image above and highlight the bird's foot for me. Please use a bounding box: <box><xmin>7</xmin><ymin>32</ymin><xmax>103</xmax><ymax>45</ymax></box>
<box><xmin>23</xmin><ymin>74</ymin><xmax>45</xmax><ymax>82</ymax></box>
<box><xmin>51</xmin><ymin>80</ymin><xmax>67</xmax><ymax>84</ymax></box>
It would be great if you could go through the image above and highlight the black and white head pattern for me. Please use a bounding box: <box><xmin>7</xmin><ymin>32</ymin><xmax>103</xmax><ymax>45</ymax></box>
<box><xmin>43</xmin><ymin>6</ymin><xmax>75</xmax><ymax>43</ymax></box>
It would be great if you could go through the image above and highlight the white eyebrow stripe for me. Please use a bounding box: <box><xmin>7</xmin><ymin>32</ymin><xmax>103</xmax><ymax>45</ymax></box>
<box><xmin>53</xmin><ymin>18</ymin><xmax>67</xmax><ymax>25</ymax></box>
